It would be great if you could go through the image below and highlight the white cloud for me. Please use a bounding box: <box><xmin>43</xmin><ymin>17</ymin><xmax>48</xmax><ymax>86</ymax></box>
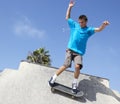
<box><xmin>13</xmin><ymin>16</ymin><xmax>46</xmax><ymax>38</ymax></box>
<box><xmin>107</xmin><ymin>47</ymin><xmax>119</xmax><ymax>57</ymax></box>
<box><xmin>62</xmin><ymin>27</ymin><xmax>69</xmax><ymax>33</ymax></box>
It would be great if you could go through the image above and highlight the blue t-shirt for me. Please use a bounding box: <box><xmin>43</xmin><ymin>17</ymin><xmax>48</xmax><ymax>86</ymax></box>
<box><xmin>67</xmin><ymin>18</ymin><xmax>95</xmax><ymax>56</ymax></box>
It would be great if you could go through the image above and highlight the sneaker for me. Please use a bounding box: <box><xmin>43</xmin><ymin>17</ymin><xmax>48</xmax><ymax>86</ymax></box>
<box><xmin>72</xmin><ymin>83</ymin><xmax>78</xmax><ymax>94</ymax></box>
<box><xmin>48</xmin><ymin>77</ymin><xmax>55</xmax><ymax>87</ymax></box>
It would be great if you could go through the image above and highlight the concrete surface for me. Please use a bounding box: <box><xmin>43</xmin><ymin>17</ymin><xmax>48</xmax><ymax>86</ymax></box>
<box><xmin>0</xmin><ymin>61</ymin><xmax>119</xmax><ymax>104</ymax></box>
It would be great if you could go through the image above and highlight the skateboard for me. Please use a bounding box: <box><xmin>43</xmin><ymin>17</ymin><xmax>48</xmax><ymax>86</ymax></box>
<box><xmin>51</xmin><ymin>82</ymin><xmax>84</xmax><ymax>99</ymax></box>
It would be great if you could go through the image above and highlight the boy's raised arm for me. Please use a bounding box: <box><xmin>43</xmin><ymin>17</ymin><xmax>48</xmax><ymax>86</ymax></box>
<box><xmin>66</xmin><ymin>1</ymin><xmax>75</xmax><ymax>20</ymax></box>
<box><xmin>95</xmin><ymin>21</ymin><xmax>110</xmax><ymax>32</ymax></box>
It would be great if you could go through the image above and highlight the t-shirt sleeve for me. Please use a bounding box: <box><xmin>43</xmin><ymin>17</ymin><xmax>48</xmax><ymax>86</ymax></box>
<box><xmin>88</xmin><ymin>27</ymin><xmax>95</xmax><ymax>36</ymax></box>
<box><xmin>68</xmin><ymin>18</ymin><xmax>76</xmax><ymax>28</ymax></box>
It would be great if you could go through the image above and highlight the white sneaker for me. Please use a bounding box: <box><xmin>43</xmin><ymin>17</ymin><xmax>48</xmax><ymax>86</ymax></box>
<box><xmin>72</xmin><ymin>83</ymin><xmax>78</xmax><ymax>94</ymax></box>
<box><xmin>48</xmin><ymin>77</ymin><xmax>55</xmax><ymax>87</ymax></box>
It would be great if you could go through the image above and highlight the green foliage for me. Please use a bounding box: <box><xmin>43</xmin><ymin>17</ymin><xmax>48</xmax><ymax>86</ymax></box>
<box><xmin>27</xmin><ymin>48</ymin><xmax>51</xmax><ymax>66</ymax></box>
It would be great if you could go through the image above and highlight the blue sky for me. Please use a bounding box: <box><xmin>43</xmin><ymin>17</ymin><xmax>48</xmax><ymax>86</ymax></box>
<box><xmin>0</xmin><ymin>0</ymin><xmax>120</xmax><ymax>92</ymax></box>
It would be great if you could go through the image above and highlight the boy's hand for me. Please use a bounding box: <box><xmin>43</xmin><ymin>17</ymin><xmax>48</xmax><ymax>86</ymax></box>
<box><xmin>69</xmin><ymin>0</ymin><xmax>75</xmax><ymax>8</ymax></box>
<box><xmin>66</xmin><ymin>0</ymin><xmax>75</xmax><ymax>20</ymax></box>
<box><xmin>95</xmin><ymin>21</ymin><xmax>110</xmax><ymax>32</ymax></box>
<box><xmin>103</xmin><ymin>21</ymin><xmax>110</xmax><ymax>26</ymax></box>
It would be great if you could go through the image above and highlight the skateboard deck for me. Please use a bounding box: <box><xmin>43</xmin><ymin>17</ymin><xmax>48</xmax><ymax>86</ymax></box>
<box><xmin>51</xmin><ymin>82</ymin><xmax>84</xmax><ymax>98</ymax></box>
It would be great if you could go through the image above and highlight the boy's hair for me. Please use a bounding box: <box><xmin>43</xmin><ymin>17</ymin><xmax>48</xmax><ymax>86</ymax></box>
<box><xmin>79</xmin><ymin>15</ymin><xmax>88</xmax><ymax>22</ymax></box>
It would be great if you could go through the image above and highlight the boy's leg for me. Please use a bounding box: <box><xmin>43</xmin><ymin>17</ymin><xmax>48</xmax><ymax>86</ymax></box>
<box><xmin>56</xmin><ymin>66</ymin><xmax>67</xmax><ymax>76</ymax></box>
<box><xmin>73</xmin><ymin>55</ymin><xmax>83</xmax><ymax>81</ymax></box>
<box><xmin>50</xmin><ymin>66</ymin><xmax>67</xmax><ymax>84</ymax></box>
<box><xmin>48</xmin><ymin>50</ymin><xmax>72</xmax><ymax>87</ymax></box>
<box><xmin>72</xmin><ymin>55</ymin><xmax>83</xmax><ymax>93</ymax></box>
<box><xmin>74</xmin><ymin>64</ymin><xmax>81</xmax><ymax>79</ymax></box>
<box><xmin>73</xmin><ymin>64</ymin><xmax>82</xmax><ymax>83</ymax></box>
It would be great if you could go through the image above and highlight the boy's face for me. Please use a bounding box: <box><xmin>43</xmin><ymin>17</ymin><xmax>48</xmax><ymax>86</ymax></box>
<box><xmin>78</xmin><ymin>19</ymin><xmax>87</xmax><ymax>28</ymax></box>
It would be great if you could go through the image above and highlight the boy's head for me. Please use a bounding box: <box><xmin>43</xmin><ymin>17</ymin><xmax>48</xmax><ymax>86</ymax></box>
<box><xmin>78</xmin><ymin>15</ymin><xmax>88</xmax><ymax>28</ymax></box>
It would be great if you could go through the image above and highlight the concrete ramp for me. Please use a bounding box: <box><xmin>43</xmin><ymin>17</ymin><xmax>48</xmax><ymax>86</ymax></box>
<box><xmin>0</xmin><ymin>61</ymin><xmax>119</xmax><ymax>104</ymax></box>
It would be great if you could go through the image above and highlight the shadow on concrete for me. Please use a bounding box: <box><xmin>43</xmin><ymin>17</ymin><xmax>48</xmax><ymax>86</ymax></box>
<box><xmin>78</xmin><ymin>76</ymin><xmax>120</xmax><ymax>102</ymax></box>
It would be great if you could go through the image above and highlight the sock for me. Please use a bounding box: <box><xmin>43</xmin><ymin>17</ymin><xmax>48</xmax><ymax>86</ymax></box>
<box><xmin>73</xmin><ymin>78</ymin><xmax>78</xmax><ymax>84</ymax></box>
<box><xmin>51</xmin><ymin>74</ymin><xmax>57</xmax><ymax>83</ymax></box>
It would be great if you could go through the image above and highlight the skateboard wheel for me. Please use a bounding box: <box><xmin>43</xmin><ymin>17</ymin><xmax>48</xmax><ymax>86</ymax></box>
<box><xmin>80</xmin><ymin>91</ymin><xmax>84</xmax><ymax>96</ymax></box>
<box><xmin>72</xmin><ymin>95</ymin><xmax>75</xmax><ymax>99</ymax></box>
<box><xmin>51</xmin><ymin>88</ymin><xmax>55</xmax><ymax>92</ymax></box>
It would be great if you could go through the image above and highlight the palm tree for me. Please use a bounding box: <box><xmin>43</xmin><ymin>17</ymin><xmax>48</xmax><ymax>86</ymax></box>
<box><xmin>27</xmin><ymin>48</ymin><xmax>51</xmax><ymax>66</ymax></box>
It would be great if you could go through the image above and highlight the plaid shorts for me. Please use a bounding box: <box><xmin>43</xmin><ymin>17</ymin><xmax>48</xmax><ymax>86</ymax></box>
<box><xmin>63</xmin><ymin>49</ymin><xmax>83</xmax><ymax>69</ymax></box>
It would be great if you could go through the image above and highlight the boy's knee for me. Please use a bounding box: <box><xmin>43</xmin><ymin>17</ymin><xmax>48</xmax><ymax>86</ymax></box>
<box><xmin>75</xmin><ymin>64</ymin><xmax>82</xmax><ymax>70</ymax></box>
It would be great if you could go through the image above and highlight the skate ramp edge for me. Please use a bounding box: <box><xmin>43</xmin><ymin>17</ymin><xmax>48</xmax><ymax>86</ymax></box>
<box><xmin>0</xmin><ymin>61</ymin><xmax>119</xmax><ymax>104</ymax></box>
